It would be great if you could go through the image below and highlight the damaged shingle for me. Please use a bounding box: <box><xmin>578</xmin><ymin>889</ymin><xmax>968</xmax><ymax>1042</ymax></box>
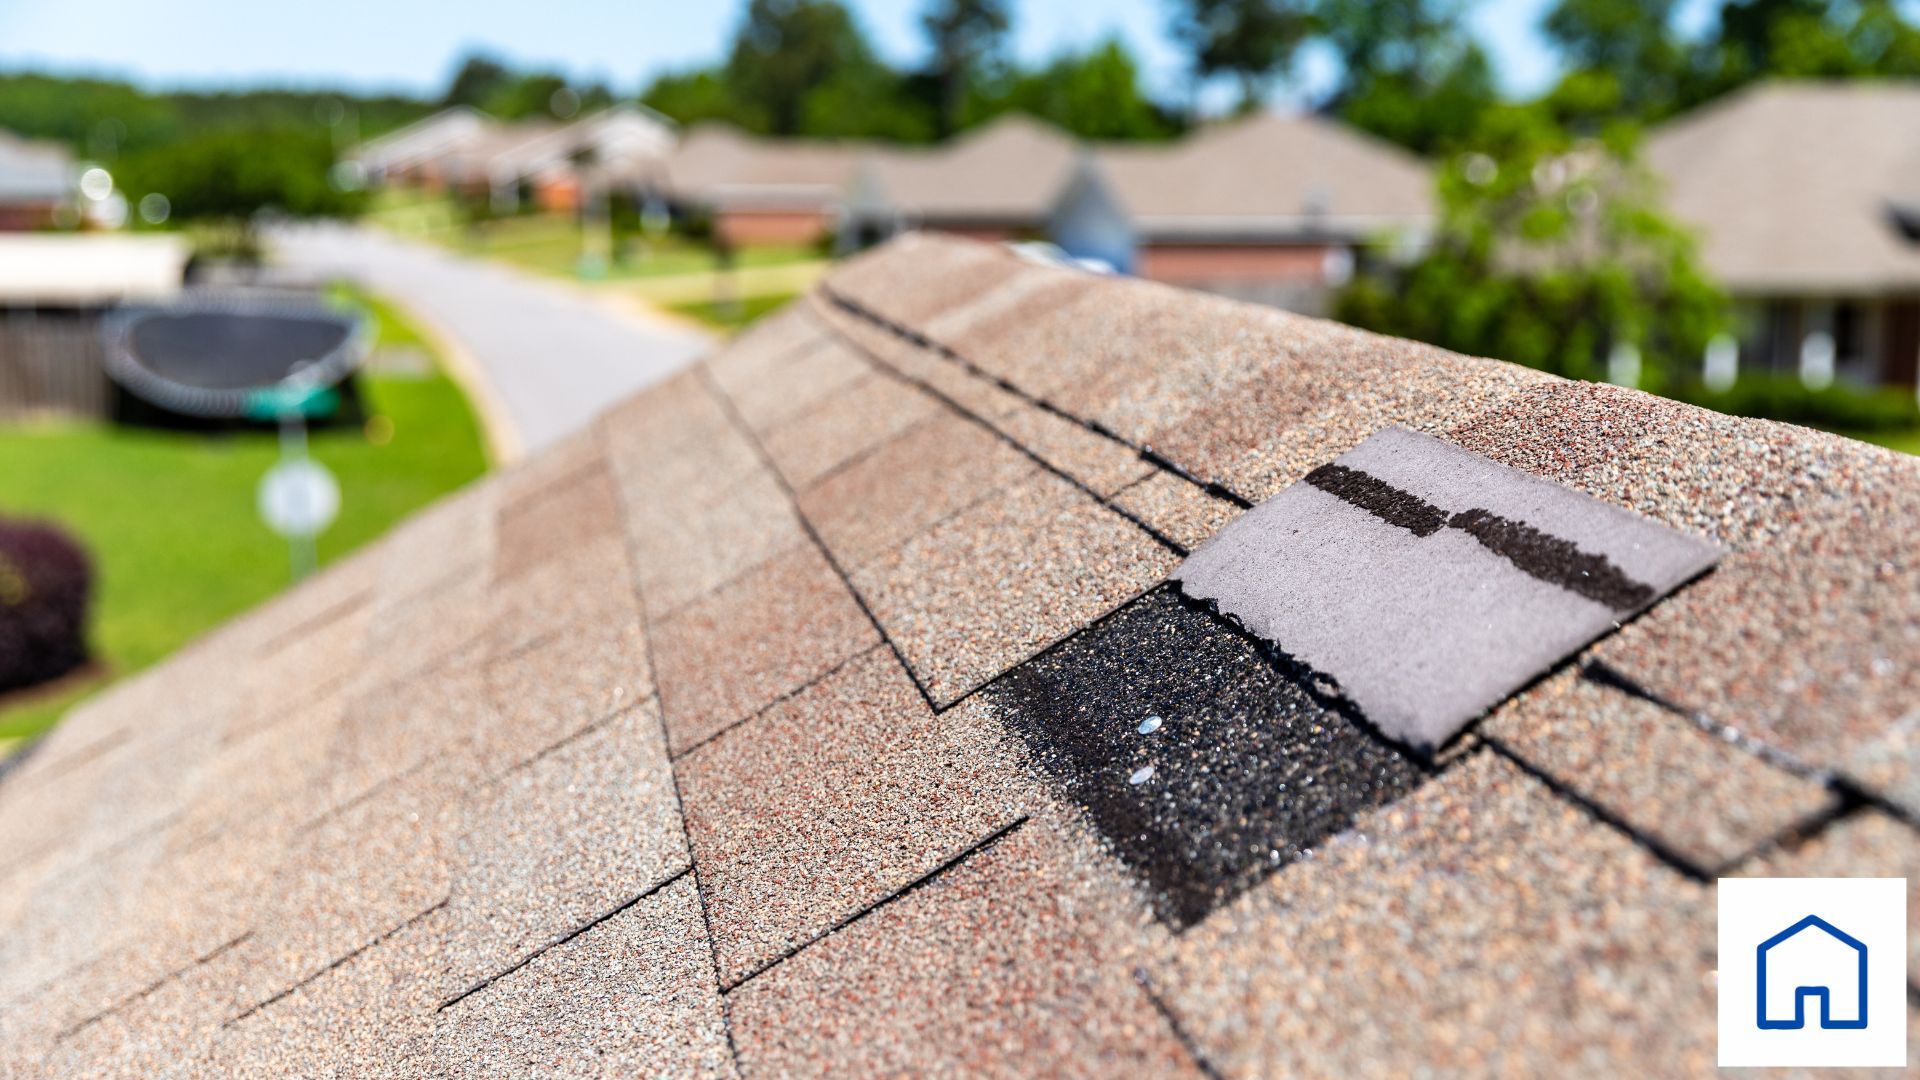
<box><xmin>985</xmin><ymin>584</ymin><xmax>1426</xmax><ymax>927</ymax></box>
<box><xmin>1176</xmin><ymin>426</ymin><xmax>1722</xmax><ymax>752</ymax></box>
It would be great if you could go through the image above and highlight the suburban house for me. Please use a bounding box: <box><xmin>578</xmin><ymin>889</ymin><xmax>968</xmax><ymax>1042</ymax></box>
<box><xmin>843</xmin><ymin>114</ymin><xmax>1080</xmax><ymax>245</ymax></box>
<box><xmin>1052</xmin><ymin>113</ymin><xmax>1434</xmax><ymax>314</ymax></box>
<box><xmin>652</xmin><ymin>123</ymin><xmax>867</xmax><ymax>248</ymax></box>
<box><xmin>352</xmin><ymin>106</ymin><xmax>491</xmax><ymax>189</ymax></box>
<box><xmin>1647</xmin><ymin>81</ymin><xmax>1920</xmax><ymax>392</ymax></box>
<box><xmin>354</xmin><ymin>105</ymin><xmax>675</xmax><ymax>214</ymax></box>
<box><xmin>0</xmin><ymin>128</ymin><xmax>75</xmax><ymax>230</ymax></box>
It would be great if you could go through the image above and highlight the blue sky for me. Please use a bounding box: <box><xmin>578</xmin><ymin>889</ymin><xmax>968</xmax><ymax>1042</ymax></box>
<box><xmin>0</xmin><ymin>0</ymin><xmax>1722</xmax><ymax>106</ymax></box>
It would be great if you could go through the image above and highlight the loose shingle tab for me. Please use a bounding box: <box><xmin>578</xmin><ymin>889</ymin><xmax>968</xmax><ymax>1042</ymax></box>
<box><xmin>1176</xmin><ymin>426</ymin><xmax>1722</xmax><ymax>750</ymax></box>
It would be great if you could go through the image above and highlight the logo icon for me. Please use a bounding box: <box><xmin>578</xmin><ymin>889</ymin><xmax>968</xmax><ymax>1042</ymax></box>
<box><xmin>1755</xmin><ymin>914</ymin><xmax>1868</xmax><ymax>1030</ymax></box>
<box><xmin>1719</xmin><ymin>878</ymin><xmax>1907</xmax><ymax>1067</ymax></box>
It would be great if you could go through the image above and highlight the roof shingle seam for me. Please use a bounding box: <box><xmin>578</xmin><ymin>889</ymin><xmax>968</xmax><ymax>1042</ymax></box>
<box><xmin>228</xmin><ymin>896</ymin><xmax>449</xmax><ymax>1028</ymax></box>
<box><xmin>718</xmin><ymin>815</ymin><xmax>1031</xmax><ymax>996</ymax></box>
<box><xmin>436</xmin><ymin>864</ymin><xmax>693</xmax><ymax>1013</ymax></box>
<box><xmin>625</xmin><ymin>531</ymin><xmax>745</xmax><ymax>1074</ymax></box>
<box><xmin>1583</xmin><ymin>658</ymin><xmax>1920</xmax><ymax>856</ymax></box>
<box><xmin>813</xmin><ymin>289</ymin><xmax>1196</xmax><ymax>558</ymax></box>
<box><xmin>252</xmin><ymin>589</ymin><xmax>373</xmax><ymax>661</ymax></box>
<box><xmin>1133</xmin><ymin>967</ymin><xmax>1227</xmax><ymax>1080</ymax></box>
<box><xmin>55</xmin><ymin>929</ymin><xmax>252</xmax><ymax>1044</ymax></box>
<box><xmin>691</xmin><ymin>359</ymin><xmax>942</xmax><ymax>715</ymax></box>
<box><xmin>669</xmin><ymin>642</ymin><xmax>889</xmax><ymax>763</ymax></box>
<box><xmin>814</xmin><ymin>282</ymin><xmax>1265</xmax><ymax>516</ymax></box>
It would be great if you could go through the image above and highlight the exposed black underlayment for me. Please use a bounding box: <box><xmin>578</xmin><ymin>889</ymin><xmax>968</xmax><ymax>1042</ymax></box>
<box><xmin>1303</xmin><ymin>462</ymin><xmax>1656</xmax><ymax>612</ymax></box>
<box><xmin>985</xmin><ymin>584</ymin><xmax>1429</xmax><ymax>928</ymax></box>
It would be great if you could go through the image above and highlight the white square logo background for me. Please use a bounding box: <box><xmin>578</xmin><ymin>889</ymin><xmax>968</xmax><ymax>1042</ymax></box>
<box><xmin>1719</xmin><ymin>877</ymin><xmax>1907</xmax><ymax>1067</ymax></box>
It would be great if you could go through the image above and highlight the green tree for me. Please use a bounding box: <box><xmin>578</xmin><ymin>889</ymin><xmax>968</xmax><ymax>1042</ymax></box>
<box><xmin>119</xmin><ymin>127</ymin><xmax>365</xmax><ymax>233</ymax></box>
<box><xmin>441</xmin><ymin>54</ymin><xmax>513</xmax><ymax>110</ymax></box>
<box><xmin>1689</xmin><ymin>0</ymin><xmax>1920</xmax><ymax>104</ymax></box>
<box><xmin>922</xmin><ymin>0</ymin><xmax>1011</xmax><ymax>137</ymax></box>
<box><xmin>988</xmin><ymin>39</ymin><xmax>1180</xmax><ymax>139</ymax></box>
<box><xmin>1335</xmin><ymin>39</ymin><xmax>1498</xmax><ymax>154</ymax></box>
<box><xmin>640</xmin><ymin>68</ymin><xmax>756</xmax><ymax>128</ymax></box>
<box><xmin>1165</xmin><ymin>0</ymin><xmax>1310</xmax><ymax>113</ymax></box>
<box><xmin>1310</xmin><ymin>0</ymin><xmax>1499</xmax><ymax>152</ymax></box>
<box><xmin>1541</xmin><ymin>0</ymin><xmax>1686</xmax><ymax>120</ymax></box>
<box><xmin>1334</xmin><ymin>106</ymin><xmax>1728</xmax><ymax>390</ymax></box>
<box><xmin>726</xmin><ymin>0</ymin><xmax>878</xmax><ymax>135</ymax></box>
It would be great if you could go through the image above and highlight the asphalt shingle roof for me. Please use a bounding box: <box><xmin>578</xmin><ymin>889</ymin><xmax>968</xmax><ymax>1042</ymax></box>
<box><xmin>4</xmin><ymin>232</ymin><xmax>1919</xmax><ymax>1077</ymax></box>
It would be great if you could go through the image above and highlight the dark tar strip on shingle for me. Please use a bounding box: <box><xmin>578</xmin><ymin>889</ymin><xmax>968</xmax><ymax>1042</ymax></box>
<box><xmin>1176</xmin><ymin>426</ymin><xmax>1721</xmax><ymax>752</ymax></box>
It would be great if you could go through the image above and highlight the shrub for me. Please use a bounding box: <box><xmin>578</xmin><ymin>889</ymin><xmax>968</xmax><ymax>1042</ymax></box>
<box><xmin>1669</xmin><ymin>375</ymin><xmax>1920</xmax><ymax>434</ymax></box>
<box><xmin>0</xmin><ymin>519</ymin><xmax>93</xmax><ymax>694</ymax></box>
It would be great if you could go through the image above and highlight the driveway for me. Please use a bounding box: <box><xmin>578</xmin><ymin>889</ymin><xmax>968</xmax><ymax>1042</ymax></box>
<box><xmin>273</xmin><ymin>224</ymin><xmax>713</xmax><ymax>461</ymax></box>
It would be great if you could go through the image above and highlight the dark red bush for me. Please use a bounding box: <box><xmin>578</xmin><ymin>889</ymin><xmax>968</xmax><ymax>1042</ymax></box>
<box><xmin>0</xmin><ymin>519</ymin><xmax>93</xmax><ymax>694</ymax></box>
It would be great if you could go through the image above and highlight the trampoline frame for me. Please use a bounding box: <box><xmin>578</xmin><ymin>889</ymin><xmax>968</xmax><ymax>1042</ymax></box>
<box><xmin>101</xmin><ymin>289</ymin><xmax>370</xmax><ymax>419</ymax></box>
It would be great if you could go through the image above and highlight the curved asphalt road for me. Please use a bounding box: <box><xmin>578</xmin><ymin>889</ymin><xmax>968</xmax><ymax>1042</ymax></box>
<box><xmin>273</xmin><ymin>224</ymin><xmax>712</xmax><ymax>461</ymax></box>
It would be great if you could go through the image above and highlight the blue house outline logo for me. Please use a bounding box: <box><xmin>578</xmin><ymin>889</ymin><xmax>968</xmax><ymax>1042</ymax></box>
<box><xmin>1756</xmin><ymin>915</ymin><xmax>1870</xmax><ymax>1031</ymax></box>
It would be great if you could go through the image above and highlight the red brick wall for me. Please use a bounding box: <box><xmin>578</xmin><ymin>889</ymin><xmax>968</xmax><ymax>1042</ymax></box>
<box><xmin>1137</xmin><ymin>243</ymin><xmax>1334</xmax><ymax>284</ymax></box>
<box><xmin>716</xmin><ymin>210</ymin><xmax>830</xmax><ymax>248</ymax></box>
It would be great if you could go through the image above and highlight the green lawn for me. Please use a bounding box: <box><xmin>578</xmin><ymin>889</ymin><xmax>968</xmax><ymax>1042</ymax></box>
<box><xmin>668</xmin><ymin>291</ymin><xmax>800</xmax><ymax>332</ymax></box>
<box><xmin>1843</xmin><ymin>426</ymin><xmax>1920</xmax><ymax>457</ymax></box>
<box><xmin>382</xmin><ymin>194</ymin><xmax>819</xmax><ymax>283</ymax></box>
<box><xmin>0</xmin><ymin>287</ymin><xmax>488</xmax><ymax>743</ymax></box>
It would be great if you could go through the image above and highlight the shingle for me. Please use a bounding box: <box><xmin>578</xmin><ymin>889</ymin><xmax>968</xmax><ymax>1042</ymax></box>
<box><xmin>1175</xmin><ymin>427</ymin><xmax>1721</xmax><ymax>750</ymax></box>
<box><xmin>223</xmin><ymin>762</ymin><xmax>458</xmax><ymax>1018</ymax></box>
<box><xmin>209</xmin><ymin>906</ymin><xmax>445</xmax><ymax>1078</ymax></box>
<box><xmin>757</xmin><ymin>371</ymin><xmax>944</xmax><ymax>489</ymax></box>
<box><xmin>477</xmin><ymin>605</ymin><xmax>651</xmax><ymax>776</ymax></box>
<box><xmin>29</xmin><ymin>926</ymin><xmax>257</xmax><ymax>1080</ymax></box>
<box><xmin>623</xmin><ymin>465</ymin><xmax>806</xmax><ymax>620</ymax></box>
<box><xmin>728</xmin><ymin>808</ymin><xmax>1208</xmax><ymax>1078</ymax></box>
<box><xmin>853</xmin><ymin>470</ymin><xmax>1178</xmax><ymax>704</ymax></box>
<box><xmin>1592</xmin><ymin>475</ymin><xmax>1920</xmax><ymax>813</ymax></box>
<box><xmin>710</xmin><ymin>334</ymin><xmax>873</xmax><ymax>434</ymax></box>
<box><xmin>434</xmin><ymin>874</ymin><xmax>736</xmax><ymax>1079</ymax></box>
<box><xmin>325</xmin><ymin>657</ymin><xmax>495</xmax><ymax>814</ymax></box>
<box><xmin>988</xmin><ymin>585</ymin><xmax>1427</xmax><ymax>926</ymax></box>
<box><xmin>797</xmin><ymin>411</ymin><xmax>1036</xmax><ymax>571</ymax></box>
<box><xmin>1483</xmin><ymin>668</ymin><xmax>1835</xmax><ymax>871</ymax></box>
<box><xmin>1743</xmin><ymin>811</ymin><xmax>1920</xmax><ymax>979</ymax></box>
<box><xmin>1151</xmin><ymin>751</ymin><xmax>1717</xmax><ymax>1077</ymax></box>
<box><xmin>994</xmin><ymin>399</ymin><xmax>1154</xmax><ymax>496</ymax></box>
<box><xmin>493</xmin><ymin>458</ymin><xmax>622</xmax><ymax>584</ymax></box>
<box><xmin>483</xmin><ymin>532</ymin><xmax>637</xmax><ymax>656</ymax></box>
<box><xmin>651</xmin><ymin>542</ymin><xmax>879</xmax><ymax>754</ymax></box>
<box><xmin>1111</xmin><ymin>471</ymin><xmax>1243</xmax><ymax>551</ymax></box>
<box><xmin>679</xmin><ymin>646</ymin><xmax>1027</xmax><ymax>984</ymax></box>
<box><xmin>808</xmin><ymin>291</ymin><xmax>1033</xmax><ymax>420</ymax></box>
<box><xmin>353</xmin><ymin>569</ymin><xmax>495</xmax><ymax>693</ymax></box>
<box><xmin>1153</xmin><ymin>349</ymin><xmax>1555</xmax><ymax>503</ymax></box>
<box><xmin>442</xmin><ymin>704</ymin><xmax>687</xmax><ymax>993</ymax></box>
<box><xmin>824</xmin><ymin>230</ymin><xmax>1026</xmax><ymax>326</ymax></box>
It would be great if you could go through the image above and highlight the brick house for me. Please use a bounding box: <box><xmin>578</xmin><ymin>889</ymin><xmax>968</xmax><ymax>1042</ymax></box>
<box><xmin>843</xmin><ymin>115</ymin><xmax>1080</xmax><ymax>245</ymax></box>
<box><xmin>1647</xmin><ymin>82</ymin><xmax>1920</xmax><ymax>393</ymax></box>
<box><xmin>1052</xmin><ymin>113</ymin><xmax>1433</xmax><ymax>315</ymax></box>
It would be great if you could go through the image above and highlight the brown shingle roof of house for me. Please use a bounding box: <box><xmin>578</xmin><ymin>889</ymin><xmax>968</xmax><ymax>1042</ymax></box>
<box><xmin>1089</xmin><ymin>111</ymin><xmax>1434</xmax><ymax>239</ymax></box>
<box><xmin>847</xmin><ymin>113</ymin><xmax>1081</xmax><ymax>226</ymax></box>
<box><xmin>1647</xmin><ymin>80</ymin><xmax>1920</xmax><ymax>293</ymax></box>
<box><xmin>5</xmin><ymin>233</ymin><xmax>1920</xmax><ymax>1076</ymax></box>
<box><xmin>661</xmin><ymin>123</ymin><xmax>870</xmax><ymax>211</ymax></box>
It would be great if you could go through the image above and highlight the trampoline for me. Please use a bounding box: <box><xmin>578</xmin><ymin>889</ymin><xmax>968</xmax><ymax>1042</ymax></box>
<box><xmin>102</xmin><ymin>291</ymin><xmax>368</xmax><ymax>419</ymax></box>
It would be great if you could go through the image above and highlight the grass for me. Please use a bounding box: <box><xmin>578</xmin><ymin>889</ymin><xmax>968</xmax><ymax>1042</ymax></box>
<box><xmin>374</xmin><ymin>192</ymin><xmax>822</xmax><ymax>283</ymax></box>
<box><xmin>667</xmin><ymin>291</ymin><xmax>801</xmax><ymax>332</ymax></box>
<box><xmin>1833</xmin><ymin>426</ymin><xmax>1920</xmax><ymax>457</ymax></box>
<box><xmin>0</xmin><ymin>285</ymin><xmax>488</xmax><ymax>743</ymax></box>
